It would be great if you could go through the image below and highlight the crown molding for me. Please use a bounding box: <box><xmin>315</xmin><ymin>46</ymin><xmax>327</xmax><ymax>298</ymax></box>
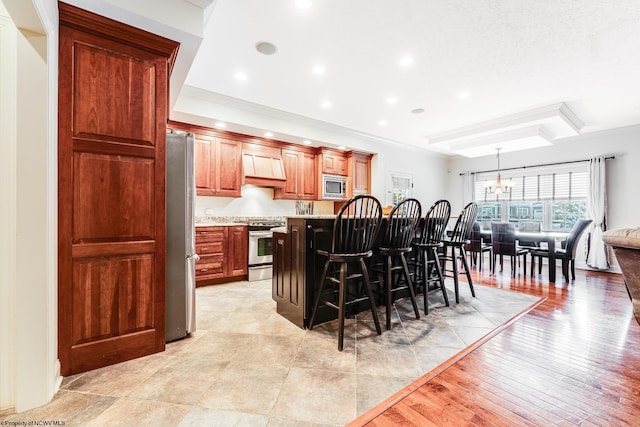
<box><xmin>427</xmin><ymin>102</ymin><xmax>583</xmax><ymax>146</ymax></box>
<box><xmin>450</xmin><ymin>126</ymin><xmax>554</xmax><ymax>158</ymax></box>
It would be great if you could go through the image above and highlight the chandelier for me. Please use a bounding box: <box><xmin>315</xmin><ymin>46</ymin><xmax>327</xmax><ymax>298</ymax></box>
<box><xmin>483</xmin><ymin>148</ymin><xmax>514</xmax><ymax>195</ymax></box>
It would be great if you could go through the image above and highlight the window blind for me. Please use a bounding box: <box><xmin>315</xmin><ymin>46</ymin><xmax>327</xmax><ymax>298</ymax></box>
<box><xmin>474</xmin><ymin>163</ymin><xmax>588</xmax><ymax>202</ymax></box>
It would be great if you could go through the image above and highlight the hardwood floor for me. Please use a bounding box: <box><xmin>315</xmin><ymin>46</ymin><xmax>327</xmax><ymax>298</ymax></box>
<box><xmin>349</xmin><ymin>262</ymin><xmax>640</xmax><ymax>426</ymax></box>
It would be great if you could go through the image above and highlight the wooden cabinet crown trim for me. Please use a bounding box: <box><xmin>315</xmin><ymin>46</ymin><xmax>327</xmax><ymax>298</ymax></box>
<box><xmin>168</xmin><ymin>120</ymin><xmax>316</xmax><ymax>154</ymax></box>
<box><xmin>59</xmin><ymin>2</ymin><xmax>179</xmax><ymax>68</ymax></box>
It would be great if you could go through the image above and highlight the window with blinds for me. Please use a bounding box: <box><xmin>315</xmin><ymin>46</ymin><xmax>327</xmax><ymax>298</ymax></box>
<box><xmin>474</xmin><ymin>165</ymin><xmax>588</xmax><ymax>202</ymax></box>
<box><xmin>473</xmin><ymin>163</ymin><xmax>588</xmax><ymax>231</ymax></box>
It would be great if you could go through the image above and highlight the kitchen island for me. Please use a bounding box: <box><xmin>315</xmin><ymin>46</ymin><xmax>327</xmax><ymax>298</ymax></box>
<box><xmin>272</xmin><ymin>216</ymin><xmax>338</xmax><ymax>328</ymax></box>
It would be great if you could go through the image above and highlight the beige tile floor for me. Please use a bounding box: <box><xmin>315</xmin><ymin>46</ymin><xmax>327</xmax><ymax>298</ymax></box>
<box><xmin>0</xmin><ymin>279</ymin><xmax>538</xmax><ymax>426</ymax></box>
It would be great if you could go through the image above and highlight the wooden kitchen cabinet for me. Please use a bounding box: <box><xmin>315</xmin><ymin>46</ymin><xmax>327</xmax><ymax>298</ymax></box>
<box><xmin>228</xmin><ymin>225</ymin><xmax>249</xmax><ymax>276</ymax></box>
<box><xmin>195</xmin><ymin>135</ymin><xmax>242</xmax><ymax>197</ymax></box>
<box><xmin>348</xmin><ymin>151</ymin><xmax>372</xmax><ymax>196</ymax></box>
<box><xmin>196</xmin><ymin>225</ymin><xmax>247</xmax><ymax>283</ymax></box>
<box><xmin>274</xmin><ymin>148</ymin><xmax>318</xmax><ymax>200</ymax></box>
<box><xmin>319</xmin><ymin>149</ymin><xmax>348</xmax><ymax>176</ymax></box>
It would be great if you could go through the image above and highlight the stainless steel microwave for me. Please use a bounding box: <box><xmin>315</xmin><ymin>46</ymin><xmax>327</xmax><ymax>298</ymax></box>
<box><xmin>322</xmin><ymin>174</ymin><xmax>347</xmax><ymax>200</ymax></box>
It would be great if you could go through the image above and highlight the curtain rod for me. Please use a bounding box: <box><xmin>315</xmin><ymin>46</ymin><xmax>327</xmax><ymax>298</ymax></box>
<box><xmin>459</xmin><ymin>156</ymin><xmax>615</xmax><ymax>176</ymax></box>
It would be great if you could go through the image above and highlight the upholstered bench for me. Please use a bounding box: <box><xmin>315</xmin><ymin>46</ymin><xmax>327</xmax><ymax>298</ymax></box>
<box><xmin>603</xmin><ymin>228</ymin><xmax>640</xmax><ymax>324</ymax></box>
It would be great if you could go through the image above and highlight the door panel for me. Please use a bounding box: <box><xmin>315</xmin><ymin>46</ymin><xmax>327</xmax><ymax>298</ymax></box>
<box><xmin>73</xmin><ymin>42</ymin><xmax>155</xmax><ymax>145</ymax></box>
<box><xmin>58</xmin><ymin>4</ymin><xmax>178</xmax><ymax>376</ymax></box>
<box><xmin>194</xmin><ymin>134</ymin><xmax>213</xmax><ymax>194</ymax></box>
<box><xmin>71</xmin><ymin>254</ymin><xmax>154</xmax><ymax>345</ymax></box>
<box><xmin>300</xmin><ymin>152</ymin><xmax>317</xmax><ymax>199</ymax></box>
<box><xmin>216</xmin><ymin>138</ymin><xmax>241</xmax><ymax>195</ymax></box>
<box><xmin>72</xmin><ymin>153</ymin><xmax>155</xmax><ymax>242</ymax></box>
<box><xmin>282</xmin><ymin>150</ymin><xmax>300</xmax><ymax>197</ymax></box>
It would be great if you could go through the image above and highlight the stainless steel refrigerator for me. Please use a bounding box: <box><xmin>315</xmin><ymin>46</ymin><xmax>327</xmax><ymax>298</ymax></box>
<box><xmin>166</xmin><ymin>131</ymin><xmax>197</xmax><ymax>342</ymax></box>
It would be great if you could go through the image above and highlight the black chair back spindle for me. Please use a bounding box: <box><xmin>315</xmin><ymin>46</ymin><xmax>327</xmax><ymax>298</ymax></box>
<box><xmin>416</xmin><ymin>199</ymin><xmax>451</xmax><ymax>246</ymax></box>
<box><xmin>333</xmin><ymin>195</ymin><xmax>382</xmax><ymax>255</ymax></box>
<box><xmin>381</xmin><ymin>198</ymin><xmax>422</xmax><ymax>250</ymax></box>
<box><xmin>449</xmin><ymin>202</ymin><xmax>478</xmax><ymax>244</ymax></box>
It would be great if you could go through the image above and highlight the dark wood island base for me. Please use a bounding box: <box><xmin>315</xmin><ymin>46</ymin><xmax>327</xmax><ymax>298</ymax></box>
<box><xmin>272</xmin><ymin>217</ymin><xmax>338</xmax><ymax>328</ymax></box>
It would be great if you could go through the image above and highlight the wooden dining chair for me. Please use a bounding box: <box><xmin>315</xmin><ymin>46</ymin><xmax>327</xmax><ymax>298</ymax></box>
<box><xmin>465</xmin><ymin>222</ymin><xmax>492</xmax><ymax>271</ymax></box>
<box><xmin>530</xmin><ymin>219</ymin><xmax>592</xmax><ymax>281</ymax></box>
<box><xmin>491</xmin><ymin>222</ymin><xmax>529</xmax><ymax>277</ymax></box>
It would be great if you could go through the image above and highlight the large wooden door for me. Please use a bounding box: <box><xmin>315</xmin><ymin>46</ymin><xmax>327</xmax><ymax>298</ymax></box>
<box><xmin>58</xmin><ymin>3</ymin><xmax>179</xmax><ymax>376</ymax></box>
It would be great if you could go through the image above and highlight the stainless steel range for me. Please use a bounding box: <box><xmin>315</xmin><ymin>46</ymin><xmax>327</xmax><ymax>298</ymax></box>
<box><xmin>247</xmin><ymin>219</ymin><xmax>285</xmax><ymax>281</ymax></box>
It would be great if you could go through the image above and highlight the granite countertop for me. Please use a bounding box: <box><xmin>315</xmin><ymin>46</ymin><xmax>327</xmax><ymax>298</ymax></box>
<box><xmin>195</xmin><ymin>215</ymin><xmax>284</xmax><ymax>227</ymax></box>
<box><xmin>285</xmin><ymin>214</ymin><xmax>336</xmax><ymax>219</ymax></box>
<box><xmin>196</xmin><ymin>222</ymin><xmax>246</xmax><ymax>227</ymax></box>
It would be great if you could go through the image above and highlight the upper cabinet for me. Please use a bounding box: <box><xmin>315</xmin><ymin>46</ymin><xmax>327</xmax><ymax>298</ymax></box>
<box><xmin>169</xmin><ymin>121</ymin><xmax>242</xmax><ymax>197</ymax></box>
<box><xmin>275</xmin><ymin>147</ymin><xmax>318</xmax><ymax>200</ymax></box>
<box><xmin>348</xmin><ymin>151</ymin><xmax>373</xmax><ymax>196</ymax></box>
<box><xmin>195</xmin><ymin>135</ymin><xmax>242</xmax><ymax>197</ymax></box>
<box><xmin>169</xmin><ymin>120</ymin><xmax>372</xmax><ymax>201</ymax></box>
<box><xmin>319</xmin><ymin>149</ymin><xmax>348</xmax><ymax>176</ymax></box>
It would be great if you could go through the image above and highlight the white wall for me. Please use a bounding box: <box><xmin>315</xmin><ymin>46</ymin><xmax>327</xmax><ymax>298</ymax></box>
<box><xmin>0</xmin><ymin>0</ymin><xmax>59</xmax><ymax>413</ymax></box>
<box><xmin>0</xmin><ymin>3</ymin><xmax>18</xmax><ymax>412</ymax></box>
<box><xmin>446</xmin><ymin>124</ymin><xmax>640</xmax><ymax>270</ymax></box>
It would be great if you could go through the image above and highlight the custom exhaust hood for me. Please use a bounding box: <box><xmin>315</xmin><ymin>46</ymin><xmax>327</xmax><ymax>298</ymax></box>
<box><xmin>242</xmin><ymin>142</ymin><xmax>287</xmax><ymax>187</ymax></box>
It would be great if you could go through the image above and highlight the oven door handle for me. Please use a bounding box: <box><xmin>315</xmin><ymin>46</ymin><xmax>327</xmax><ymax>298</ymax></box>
<box><xmin>249</xmin><ymin>231</ymin><xmax>274</xmax><ymax>238</ymax></box>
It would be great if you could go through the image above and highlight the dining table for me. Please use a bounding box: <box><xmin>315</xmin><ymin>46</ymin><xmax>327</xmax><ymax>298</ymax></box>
<box><xmin>479</xmin><ymin>228</ymin><xmax>569</xmax><ymax>282</ymax></box>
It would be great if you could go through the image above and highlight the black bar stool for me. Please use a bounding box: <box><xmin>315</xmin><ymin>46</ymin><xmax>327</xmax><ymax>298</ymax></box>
<box><xmin>308</xmin><ymin>195</ymin><xmax>383</xmax><ymax>351</ymax></box>
<box><xmin>373</xmin><ymin>198</ymin><xmax>422</xmax><ymax>330</ymax></box>
<box><xmin>441</xmin><ymin>202</ymin><xmax>478</xmax><ymax>303</ymax></box>
<box><xmin>412</xmin><ymin>199</ymin><xmax>451</xmax><ymax>314</ymax></box>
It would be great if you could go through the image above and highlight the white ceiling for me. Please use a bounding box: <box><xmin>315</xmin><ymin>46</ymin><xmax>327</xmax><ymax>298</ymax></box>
<box><xmin>184</xmin><ymin>0</ymin><xmax>640</xmax><ymax>156</ymax></box>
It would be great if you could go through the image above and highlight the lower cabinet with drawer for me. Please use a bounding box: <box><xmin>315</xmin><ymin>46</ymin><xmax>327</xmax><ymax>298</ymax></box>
<box><xmin>195</xmin><ymin>225</ymin><xmax>248</xmax><ymax>284</ymax></box>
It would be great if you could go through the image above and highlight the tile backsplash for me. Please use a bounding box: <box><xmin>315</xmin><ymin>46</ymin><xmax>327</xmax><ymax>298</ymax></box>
<box><xmin>196</xmin><ymin>185</ymin><xmax>334</xmax><ymax>218</ymax></box>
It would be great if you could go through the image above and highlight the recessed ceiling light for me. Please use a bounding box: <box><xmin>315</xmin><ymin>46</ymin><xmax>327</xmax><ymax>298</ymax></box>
<box><xmin>312</xmin><ymin>65</ymin><xmax>326</xmax><ymax>75</ymax></box>
<box><xmin>411</xmin><ymin>108</ymin><xmax>425</xmax><ymax>114</ymax></box>
<box><xmin>234</xmin><ymin>72</ymin><xmax>247</xmax><ymax>81</ymax></box>
<box><xmin>295</xmin><ymin>0</ymin><xmax>312</xmax><ymax>10</ymax></box>
<box><xmin>215</xmin><ymin>122</ymin><xmax>227</xmax><ymax>129</ymax></box>
<box><xmin>321</xmin><ymin>100</ymin><xmax>332</xmax><ymax>109</ymax></box>
<box><xmin>386</xmin><ymin>97</ymin><xmax>397</xmax><ymax>104</ymax></box>
<box><xmin>255</xmin><ymin>42</ymin><xmax>277</xmax><ymax>55</ymax></box>
<box><xmin>399</xmin><ymin>56</ymin><xmax>413</xmax><ymax>66</ymax></box>
<box><xmin>303</xmin><ymin>140</ymin><xmax>312</xmax><ymax>145</ymax></box>
<box><xmin>337</xmin><ymin>145</ymin><xmax>346</xmax><ymax>150</ymax></box>
<box><xmin>378</xmin><ymin>120</ymin><xmax>388</xmax><ymax>126</ymax></box>
<box><xmin>264</xmin><ymin>131</ymin><xmax>274</xmax><ymax>138</ymax></box>
<box><xmin>458</xmin><ymin>91</ymin><xmax>470</xmax><ymax>99</ymax></box>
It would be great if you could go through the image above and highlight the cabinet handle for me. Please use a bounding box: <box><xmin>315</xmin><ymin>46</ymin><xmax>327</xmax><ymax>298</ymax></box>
<box><xmin>200</xmin><ymin>232</ymin><xmax>208</xmax><ymax>235</ymax></box>
<box><xmin>200</xmin><ymin>268</ymin><xmax>208</xmax><ymax>272</ymax></box>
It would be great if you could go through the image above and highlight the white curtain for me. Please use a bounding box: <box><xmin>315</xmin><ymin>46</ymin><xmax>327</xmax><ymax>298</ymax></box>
<box><xmin>587</xmin><ymin>157</ymin><xmax>609</xmax><ymax>269</ymax></box>
<box><xmin>463</xmin><ymin>172</ymin><xmax>474</xmax><ymax>206</ymax></box>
